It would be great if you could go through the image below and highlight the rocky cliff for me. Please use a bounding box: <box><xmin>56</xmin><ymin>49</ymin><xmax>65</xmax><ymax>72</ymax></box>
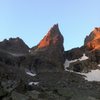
<box><xmin>0</xmin><ymin>37</ymin><xmax>29</xmax><ymax>54</ymax></box>
<box><xmin>64</xmin><ymin>28</ymin><xmax>100</xmax><ymax>73</ymax></box>
<box><xmin>84</xmin><ymin>27</ymin><xmax>100</xmax><ymax>51</ymax></box>
<box><xmin>0</xmin><ymin>25</ymin><xmax>100</xmax><ymax>100</ymax></box>
<box><xmin>28</xmin><ymin>24</ymin><xmax>64</xmax><ymax>72</ymax></box>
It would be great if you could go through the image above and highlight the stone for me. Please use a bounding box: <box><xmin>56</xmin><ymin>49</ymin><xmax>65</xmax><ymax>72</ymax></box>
<box><xmin>0</xmin><ymin>37</ymin><xmax>29</xmax><ymax>54</ymax></box>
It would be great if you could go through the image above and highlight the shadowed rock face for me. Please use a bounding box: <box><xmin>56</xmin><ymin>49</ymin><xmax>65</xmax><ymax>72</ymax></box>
<box><xmin>0</xmin><ymin>37</ymin><xmax>29</xmax><ymax>54</ymax></box>
<box><xmin>30</xmin><ymin>24</ymin><xmax>64</xmax><ymax>72</ymax></box>
<box><xmin>64</xmin><ymin>47</ymin><xmax>84</xmax><ymax>60</ymax></box>
<box><xmin>84</xmin><ymin>27</ymin><xmax>100</xmax><ymax>51</ymax></box>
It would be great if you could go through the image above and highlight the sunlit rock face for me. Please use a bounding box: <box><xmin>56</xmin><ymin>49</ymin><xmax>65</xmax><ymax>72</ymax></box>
<box><xmin>84</xmin><ymin>27</ymin><xmax>100</xmax><ymax>51</ymax></box>
<box><xmin>30</xmin><ymin>24</ymin><xmax>64</xmax><ymax>72</ymax></box>
<box><xmin>38</xmin><ymin>24</ymin><xmax>64</xmax><ymax>49</ymax></box>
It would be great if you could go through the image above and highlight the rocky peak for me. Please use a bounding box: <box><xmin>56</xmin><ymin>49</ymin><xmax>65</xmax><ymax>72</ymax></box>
<box><xmin>30</xmin><ymin>24</ymin><xmax>64</xmax><ymax>72</ymax></box>
<box><xmin>84</xmin><ymin>27</ymin><xmax>100</xmax><ymax>51</ymax></box>
<box><xmin>0</xmin><ymin>37</ymin><xmax>29</xmax><ymax>54</ymax></box>
<box><xmin>37</xmin><ymin>24</ymin><xmax>63</xmax><ymax>49</ymax></box>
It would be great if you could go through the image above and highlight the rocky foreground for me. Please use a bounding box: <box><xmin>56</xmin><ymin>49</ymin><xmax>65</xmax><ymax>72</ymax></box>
<box><xmin>0</xmin><ymin>25</ymin><xmax>100</xmax><ymax>100</ymax></box>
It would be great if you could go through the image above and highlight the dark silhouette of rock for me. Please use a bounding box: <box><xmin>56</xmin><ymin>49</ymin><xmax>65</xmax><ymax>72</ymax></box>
<box><xmin>64</xmin><ymin>47</ymin><xmax>84</xmax><ymax>60</ymax></box>
<box><xmin>0</xmin><ymin>37</ymin><xmax>29</xmax><ymax>76</ymax></box>
<box><xmin>0</xmin><ymin>37</ymin><xmax>29</xmax><ymax>54</ymax></box>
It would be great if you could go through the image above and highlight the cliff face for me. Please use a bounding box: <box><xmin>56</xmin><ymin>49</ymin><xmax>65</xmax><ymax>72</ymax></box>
<box><xmin>37</xmin><ymin>24</ymin><xmax>63</xmax><ymax>49</ymax></box>
<box><xmin>29</xmin><ymin>24</ymin><xmax>64</xmax><ymax>72</ymax></box>
<box><xmin>64</xmin><ymin>27</ymin><xmax>100</xmax><ymax>74</ymax></box>
<box><xmin>84</xmin><ymin>27</ymin><xmax>100</xmax><ymax>51</ymax></box>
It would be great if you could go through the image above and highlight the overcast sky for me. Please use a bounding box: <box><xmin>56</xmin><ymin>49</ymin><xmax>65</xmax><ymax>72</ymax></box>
<box><xmin>0</xmin><ymin>0</ymin><xmax>100</xmax><ymax>50</ymax></box>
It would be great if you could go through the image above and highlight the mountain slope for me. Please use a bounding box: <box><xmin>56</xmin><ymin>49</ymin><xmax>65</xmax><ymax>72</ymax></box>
<box><xmin>28</xmin><ymin>24</ymin><xmax>64</xmax><ymax>72</ymax></box>
<box><xmin>0</xmin><ymin>37</ymin><xmax>29</xmax><ymax>54</ymax></box>
<box><xmin>0</xmin><ymin>25</ymin><xmax>100</xmax><ymax>100</ymax></box>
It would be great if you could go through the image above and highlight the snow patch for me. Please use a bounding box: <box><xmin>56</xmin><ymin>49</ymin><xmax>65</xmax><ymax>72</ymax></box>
<box><xmin>79</xmin><ymin>69</ymin><xmax>100</xmax><ymax>81</ymax></box>
<box><xmin>79</xmin><ymin>53</ymin><xmax>89</xmax><ymax>61</ymax></box>
<box><xmin>64</xmin><ymin>53</ymin><xmax>100</xmax><ymax>81</ymax></box>
<box><xmin>26</xmin><ymin>72</ymin><xmax>36</xmax><ymax>77</ymax></box>
<box><xmin>64</xmin><ymin>59</ymin><xmax>77</xmax><ymax>70</ymax></box>
<box><xmin>66</xmin><ymin>69</ymin><xmax>100</xmax><ymax>82</ymax></box>
<box><xmin>29</xmin><ymin>50</ymin><xmax>31</xmax><ymax>53</ymax></box>
<box><xmin>98</xmin><ymin>64</ymin><xmax>100</xmax><ymax>67</ymax></box>
<box><xmin>25</xmin><ymin>69</ymin><xmax>36</xmax><ymax>77</ymax></box>
<box><xmin>29</xmin><ymin>82</ymin><xmax>39</xmax><ymax>85</ymax></box>
<box><xmin>64</xmin><ymin>53</ymin><xmax>88</xmax><ymax>70</ymax></box>
<box><xmin>9</xmin><ymin>52</ymin><xmax>24</xmax><ymax>57</ymax></box>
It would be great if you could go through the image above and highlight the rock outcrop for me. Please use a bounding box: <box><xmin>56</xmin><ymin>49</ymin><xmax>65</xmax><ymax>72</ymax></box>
<box><xmin>28</xmin><ymin>24</ymin><xmax>64</xmax><ymax>72</ymax></box>
<box><xmin>0</xmin><ymin>37</ymin><xmax>29</xmax><ymax>54</ymax></box>
<box><xmin>0</xmin><ymin>37</ymin><xmax>29</xmax><ymax>73</ymax></box>
<box><xmin>64</xmin><ymin>28</ymin><xmax>100</xmax><ymax>73</ymax></box>
<box><xmin>37</xmin><ymin>24</ymin><xmax>64</xmax><ymax>49</ymax></box>
<box><xmin>83</xmin><ymin>27</ymin><xmax>100</xmax><ymax>64</ymax></box>
<box><xmin>84</xmin><ymin>27</ymin><xmax>100</xmax><ymax>51</ymax></box>
<box><xmin>64</xmin><ymin>47</ymin><xmax>84</xmax><ymax>60</ymax></box>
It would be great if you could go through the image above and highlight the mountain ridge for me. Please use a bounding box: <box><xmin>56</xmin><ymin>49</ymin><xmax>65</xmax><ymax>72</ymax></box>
<box><xmin>0</xmin><ymin>24</ymin><xmax>100</xmax><ymax>100</ymax></box>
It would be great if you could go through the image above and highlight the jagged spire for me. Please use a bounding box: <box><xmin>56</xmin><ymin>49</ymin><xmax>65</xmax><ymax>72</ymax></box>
<box><xmin>38</xmin><ymin>24</ymin><xmax>63</xmax><ymax>48</ymax></box>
